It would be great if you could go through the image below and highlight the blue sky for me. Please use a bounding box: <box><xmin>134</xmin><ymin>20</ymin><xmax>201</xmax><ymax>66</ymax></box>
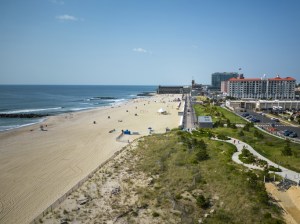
<box><xmin>0</xmin><ymin>0</ymin><xmax>300</xmax><ymax>85</ymax></box>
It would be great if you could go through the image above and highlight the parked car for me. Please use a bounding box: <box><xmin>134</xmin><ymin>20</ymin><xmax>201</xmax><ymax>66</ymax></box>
<box><xmin>250</xmin><ymin>118</ymin><xmax>260</xmax><ymax>122</ymax></box>
<box><xmin>241</xmin><ymin>113</ymin><xmax>249</xmax><ymax>117</ymax></box>
<box><xmin>283</xmin><ymin>130</ymin><xmax>292</xmax><ymax>136</ymax></box>
<box><xmin>289</xmin><ymin>132</ymin><xmax>298</xmax><ymax>138</ymax></box>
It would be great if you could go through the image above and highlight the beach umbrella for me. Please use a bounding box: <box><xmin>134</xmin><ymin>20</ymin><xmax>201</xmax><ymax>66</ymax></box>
<box><xmin>158</xmin><ymin>108</ymin><xmax>165</xmax><ymax>113</ymax></box>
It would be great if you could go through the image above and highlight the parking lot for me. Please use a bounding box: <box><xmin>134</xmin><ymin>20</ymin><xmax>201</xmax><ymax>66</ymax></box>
<box><xmin>236</xmin><ymin>110</ymin><xmax>300</xmax><ymax>140</ymax></box>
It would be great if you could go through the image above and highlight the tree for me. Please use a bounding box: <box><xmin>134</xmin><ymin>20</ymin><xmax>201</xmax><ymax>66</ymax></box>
<box><xmin>230</xmin><ymin>123</ymin><xmax>237</xmax><ymax>129</ymax></box>
<box><xmin>197</xmin><ymin>139</ymin><xmax>207</xmax><ymax>149</ymax></box>
<box><xmin>243</xmin><ymin>125</ymin><xmax>249</xmax><ymax>132</ymax></box>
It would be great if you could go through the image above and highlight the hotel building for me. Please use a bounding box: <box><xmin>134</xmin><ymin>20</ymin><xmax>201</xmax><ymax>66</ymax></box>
<box><xmin>211</xmin><ymin>72</ymin><xmax>239</xmax><ymax>90</ymax></box>
<box><xmin>221</xmin><ymin>75</ymin><xmax>296</xmax><ymax>99</ymax></box>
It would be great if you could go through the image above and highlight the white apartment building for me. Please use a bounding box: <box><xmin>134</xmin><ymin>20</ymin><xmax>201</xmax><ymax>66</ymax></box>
<box><xmin>221</xmin><ymin>75</ymin><xmax>296</xmax><ymax>99</ymax></box>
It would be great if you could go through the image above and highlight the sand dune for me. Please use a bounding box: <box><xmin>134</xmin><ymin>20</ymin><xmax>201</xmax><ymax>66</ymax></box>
<box><xmin>0</xmin><ymin>94</ymin><xmax>183</xmax><ymax>224</ymax></box>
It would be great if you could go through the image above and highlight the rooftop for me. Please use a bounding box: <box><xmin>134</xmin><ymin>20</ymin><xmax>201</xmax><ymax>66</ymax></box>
<box><xmin>228</xmin><ymin>75</ymin><xmax>295</xmax><ymax>82</ymax></box>
<box><xmin>198</xmin><ymin>116</ymin><xmax>213</xmax><ymax>123</ymax></box>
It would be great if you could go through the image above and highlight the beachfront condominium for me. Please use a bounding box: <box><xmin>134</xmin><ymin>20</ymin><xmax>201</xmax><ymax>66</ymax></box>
<box><xmin>211</xmin><ymin>72</ymin><xmax>239</xmax><ymax>90</ymax></box>
<box><xmin>221</xmin><ymin>74</ymin><xmax>296</xmax><ymax>99</ymax></box>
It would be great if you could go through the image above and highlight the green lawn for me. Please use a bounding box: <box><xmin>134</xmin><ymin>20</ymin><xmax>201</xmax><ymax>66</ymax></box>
<box><xmin>193</xmin><ymin>104</ymin><xmax>216</xmax><ymax>120</ymax></box>
<box><xmin>194</xmin><ymin>104</ymin><xmax>247</xmax><ymax>124</ymax></box>
<box><xmin>216</xmin><ymin>106</ymin><xmax>247</xmax><ymax>124</ymax></box>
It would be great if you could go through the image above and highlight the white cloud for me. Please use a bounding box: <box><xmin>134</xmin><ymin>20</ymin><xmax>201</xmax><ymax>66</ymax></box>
<box><xmin>133</xmin><ymin>48</ymin><xmax>150</xmax><ymax>54</ymax></box>
<box><xmin>56</xmin><ymin>14</ymin><xmax>78</xmax><ymax>21</ymax></box>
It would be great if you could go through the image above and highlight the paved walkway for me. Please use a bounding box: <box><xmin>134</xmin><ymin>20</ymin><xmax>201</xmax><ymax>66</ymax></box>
<box><xmin>213</xmin><ymin>137</ymin><xmax>300</xmax><ymax>184</ymax></box>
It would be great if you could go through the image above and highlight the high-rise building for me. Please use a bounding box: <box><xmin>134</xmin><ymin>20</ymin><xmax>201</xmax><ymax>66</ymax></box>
<box><xmin>211</xmin><ymin>72</ymin><xmax>239</xmax><ymax>90</ymax></box>
<box><xmin>221</xmin><ymin>75</ymin><xmax>296</xmax><ymax>99</ymax></box>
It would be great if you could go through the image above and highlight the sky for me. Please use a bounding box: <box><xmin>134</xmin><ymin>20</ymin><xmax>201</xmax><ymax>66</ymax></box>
<box><xmin>0</xmin><ymin>0</ymin><xmax>300</xmax><ymax>85</ymax></box>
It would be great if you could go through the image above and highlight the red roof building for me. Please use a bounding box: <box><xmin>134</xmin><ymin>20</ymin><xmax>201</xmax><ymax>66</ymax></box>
<box><xmin>221</xmin><ymin>75</ymin><xmax>296</xmax><ymax>99</ymax></box>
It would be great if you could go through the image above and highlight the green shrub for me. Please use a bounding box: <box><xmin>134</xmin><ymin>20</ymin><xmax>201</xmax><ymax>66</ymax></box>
<box><xmin>152</xmin><ymin>212</ymin><xmax>160</xmax><ymax>217</ymax></box>
<box><xmin>196</xmin><ymin>149</ymin><xmax>209</xmax><ymax>161</ymax></box>
<box><xmin>268</xmin><ymin>165</ymin><xmax>282</xmax><ymax>172</ymax></box>
<box><xmin>239</xmin><ymin>148</ymin><xmax>255</xmax><ymax>164</ymax></box>
<box><xmin>254</xmin><ymin>130</ymin><xmax>264</xmax><ymax>139</ymax></box>
<box><xmin>217</xmin><ymin>134</ymin><xmax>230</xmax><ymax>140</ymax></box>
<box><xmin>281</xmin><ymin>144</ymin><xmax>292</xmax><ymax>156</ymax></box>
<box><xmin>196</xmin><ymin>194</ymin><xmax>210</xmax><ymax>209</ymax></box>
<box><xmin>239</xmin><ymin>130</ymin><xmax>245</xmax><ymax>136</ymax></box>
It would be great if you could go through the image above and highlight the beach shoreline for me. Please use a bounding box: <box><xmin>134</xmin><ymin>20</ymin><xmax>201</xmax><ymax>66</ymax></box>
<box><xmin>0</xmin><ymin>94</ymin><xmax>139</xmax><ymax>133</ymax></box>
<box><xmin>0</xmin><ymin>94</ymin><xmax>183</xmax><ymax>224</ymax></box>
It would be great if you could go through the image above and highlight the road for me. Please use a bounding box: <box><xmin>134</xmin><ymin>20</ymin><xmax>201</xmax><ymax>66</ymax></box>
<box><xmin>183</xmin><ymin>94</ymin><xmax>197</xmax><ymax>131</ymax></box>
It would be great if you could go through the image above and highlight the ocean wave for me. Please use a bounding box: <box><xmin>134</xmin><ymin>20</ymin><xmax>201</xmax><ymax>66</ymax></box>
<box><xmin>86</xmin><ymin>96</ymin><xmax>118</xmax><ymax>101</ymax></box>
<box><xmin>68</xmin><ymin>107</ymin><xmax>97</xmax><ymax>112</ymax></box>
<box><xmin>0</xmin><ymin>107</ymin><xmax>62</xmax><ymax>114</ymax></box>
<box><xmin>111</xmin><ymin>98</ymin><xmax>126</xmax><ymax>102</ymax></box>
<box><xmin>0</xmin><ymin>119</ymin><xmax>45</xmax><ymax>132</ymax></box>
<box><xmin>111</xmin><ymin>98</ymin><xmax>128</xmax><ymax>106</ymax></box>
<box><xmin>93</xmin><ymin>96</ymin><xmax>117</xmax><ymax>100</ymax></box>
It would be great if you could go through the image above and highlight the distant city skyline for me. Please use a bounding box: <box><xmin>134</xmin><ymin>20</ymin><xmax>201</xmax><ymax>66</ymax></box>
<box><xmin>0</xmin><ymin>0</ymin><xmax>300</xmax><ymax>85</ymax></box>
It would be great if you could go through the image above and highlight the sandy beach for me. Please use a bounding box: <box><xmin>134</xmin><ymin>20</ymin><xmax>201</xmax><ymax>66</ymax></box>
<box><xmin>266</xmin><ymin>183</ymin><xmax>300</xmax><ymax>224</ymax></box>
<box><xmin>40</xmin><ymin>137</ymin><xmax>173</xmax><ymax>224</ymax></box>
<box><xmin>0</xmin><ymin>94</ymin><xmax>183</xmax><ymax>224</ymax></box>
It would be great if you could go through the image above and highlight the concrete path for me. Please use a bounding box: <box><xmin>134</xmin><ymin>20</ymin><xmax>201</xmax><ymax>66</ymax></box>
<box><xmin>214</xmin><ymin>137</ymin><xmax>300</xmax><ymax>184</ymax></box>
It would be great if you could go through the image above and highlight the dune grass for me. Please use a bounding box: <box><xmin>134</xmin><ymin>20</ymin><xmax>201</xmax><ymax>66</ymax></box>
<box><xmin>133</xmin><ymin>131</ymin><xmax>283</xmax><ymax>223</ymax></box>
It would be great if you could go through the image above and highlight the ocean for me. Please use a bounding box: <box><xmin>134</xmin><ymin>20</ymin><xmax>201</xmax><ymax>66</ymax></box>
<box><xmin>0</xmin><ymin>85</ymin><xmax>157</xmax><ymax>132</ymax></box>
